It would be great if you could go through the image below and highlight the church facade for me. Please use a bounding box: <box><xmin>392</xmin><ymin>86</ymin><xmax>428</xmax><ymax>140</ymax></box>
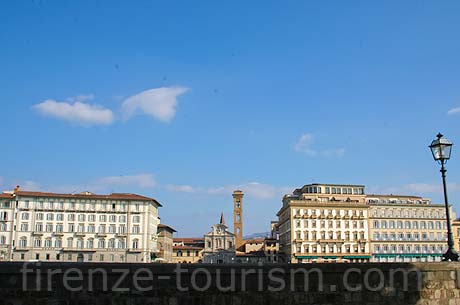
<box><xmin>202</xmin><ymin>213</ymin><xmax>236</xmax><ymax>263</ymax></box>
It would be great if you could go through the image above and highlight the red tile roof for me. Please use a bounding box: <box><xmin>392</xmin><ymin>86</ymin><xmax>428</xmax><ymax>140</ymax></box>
<box><xmin>13</xmin><ymin>191</ymin><xmax>162</xmax><ymax>206</ymax></box>
<box><xmin>0</xmin><ymin>193</ymin><xmax>13</xmax><ymax>199</ymax></box>
<box><xmin>173</xmin><ymin>238</ymin><xmax>204</xmax><ymax>243</ymax></box>
<box><xmin>173</xmin><ymin>245</ymin><xmax>203</xmax><ymax>250</ymax></box>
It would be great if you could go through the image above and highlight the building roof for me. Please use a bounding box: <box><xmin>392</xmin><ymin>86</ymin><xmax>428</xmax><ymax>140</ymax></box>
<box><xmin>173</xmin><ymin>237</ymin><xmax>204</xmax><ymax>243</ymax></box>
<box><xmin>13</xmin><ymin>190</ymin><xmax>162</xmax><ymax>206</ymax></box>
<box><xmin>366</xmin><ymin>194</ymin><xmax>424</xmax><ymax>199</ymax></box>
<box><xmin>302</xmin><ymin>183</ymin><xmax>365</xmax><ymax>188</ymax></box>
<box><xmin>158</xmin><ymin>224</ymin><xmax>177</xmax><ymax>232</ymax></box>
<box><xmin>0</xmin><ymin>193</ymin><xmax>13</xmax><ymax>199</ymax></box>
<box><xmin>243</xmin><ymin>238</ymin><xmax>265</xmax><ymax>244</ymax></box>
<box><xmin>173</xmin><ymin>245</ymin><xmax>203</xmax><ymax>251</ymax></box>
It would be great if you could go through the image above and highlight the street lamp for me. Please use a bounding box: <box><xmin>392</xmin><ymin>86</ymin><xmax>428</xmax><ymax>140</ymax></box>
<box><xmin>429</xmin><ymin>133</ymin><xmax>459</xmax><ymax>261</ymax></box>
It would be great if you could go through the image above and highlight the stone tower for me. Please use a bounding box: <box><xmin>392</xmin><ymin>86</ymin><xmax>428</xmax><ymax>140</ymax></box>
<box><xmin>233</xmin><ymin>190</ymin><xmax>244</xmax><ymax>248</ymax></box>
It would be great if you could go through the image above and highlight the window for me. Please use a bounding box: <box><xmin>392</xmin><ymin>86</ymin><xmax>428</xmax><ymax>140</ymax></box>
<box><xmin>0</xmin><ymin>235</ymin><xmax>6</xmax><ymax>245</ymax></box>
<box><xmin>88</xmin><ymin>225</ymin><xmax>95</xmax><ymax>233</ymax></box>
<box><xmin>34</xmin><ymin>238</ymin><xmax>41</xmax><ymax>247</ymax></box>
<box><xmin>108</xmin><ymin>239</ymin><xmax>115</xmax><ymax>248</ymax></box>
<box><xmin>109</xmin><ymin>215</ymin><xmax>116</xmax><ymax>222</ymax></box>
<box><xmin>109</xmin><ymin>225</ymin><xmax>116</xmax><ymax>233</ymax></box>
<box><xmin>44</xmin><ymin>239</ymin><xmax>51</xmax><ymax>248</ymax></box>
<box><xmin>21</xmin><ymin>212</ymin><xmax>28</xmax><ymax>220</ymax></box>
<box><xmin>68</xmin><ymin>223</ymin><xmax>75</xmax><ymax>232</ymax></box>
<box><xmin>19</xmin><ymin>237</ymin><xmax>27</xmax><ymax>247</ymax></box>
<box><xmin>98</xmin><ymin>239</ymin><xmax>105</xmax><ymax>248</ymax></box>
<box><xmin>56</xmin><ymin>213</ymin><xmax>63</xmax><ymax>221</ymax></box>
<box><xmin>132</xmin><ymin>226</ymin><xmax>140</xmax><ymax>234</ymax></box>
<box><xmin>46</xmin><ymin>213</ymin><xmax>54</xmax><ymax>221</ymax></box>
<box><xmin>119</xmin><ymin>225</ymin><xmax>126</xmax><ymax>234</ymax></box>
<box><xmin>132</xmin><ymin>239</ymin><xmax>139</xmax><ymax>249</ymax></box>
<box><xmin>118</xmin><ymin>239</ymin><xmax>126</xmax><ymax>249</ymax></box>
<box><xmin>78</xmin><ymin>214</ymin><xmax>85</xmax><ymax>221</ymax></box>
<box><xmin>119</xmin><ymin>215</ymin><xmax>126</xmax><ymax>223</ymax></box>
<box><xmin>77</xmin><ymin>239</ymin><xmax>84</xmax><ymax>249</ymax></box>
<box><xmin>20</xmin><ymin>223</ymin><xmax>28</xmax><ymax>231</ymax></box>
<box><xmin>55</xmin><ymin>238</ymin><xmax>62</xmax><ymax>248</ymax></box>
<box><xmin>67</xmin><ymin>238</ymin><xmax>73</xmax><ymax>248</ymax></box>
<box><xmin>78</xmin><ymin>224</ymin><xmax>84</xmax><ymax>232</ymax></box>
<box><xmin>133</xmin><ymin>216</ymin><xmax>140</xmax><ymax>223</ymax></box>
<box><xmin>88</xmin><ymin>214</ymin><xmax>95</xmax><ymax>222</ymax></box>
<box><xmin>98</xmin><ymin>225</ymin><xmax>106</xmax><ymax>233</ymax></box>
<box><xmin>68</xmin><ymin>214</ymin><xmax>75</xmax><ymax>221</ymax></box>
<box><xmin>99</xmin><ymin>215</ymin><xmax>106</xmax><ymax>222</ymax></box>
<box><xmin>46</xmin><ymin>223</ymin><xmax>53</xmax><ymax>232</ymax></box>
<box><xmin>35</xmin><ymin>223</ymin><xmax>43</xmax><ymax>232</ymax></box>
<box><xmin>87</xmin><ymin>239</ymin><xmax>94</xmax><ymax>248</ymax></box>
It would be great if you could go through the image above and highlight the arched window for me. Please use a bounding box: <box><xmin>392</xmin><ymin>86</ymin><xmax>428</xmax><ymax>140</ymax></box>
<box><xmin>0</xmin><ymin>235</ymin><xmax>5</xmax><ymax>245</ymax></box>
<box><xmin>405</xmin><ymin>221</ymin><xmax>411</xmax><ymax>229</ymax></box>
<box><xmin>413</xmin><ymin>222</ymin><xmax>418</xmax><ymax>229</ymax></box>
<box><xmin>55</xmin><ymin>238</ymin><xmax>62</xmax><ymax>248</ymax></box>
<box><xmin>19</xmin><ymin>237</ymin><xmax>27</xmax><ymax>248</ymax></box>
<box><xmin>428</xmin><ymin>221</ymin><xmax>434</xmax><ymax>229</ymax></box>
<box><xmin>132</xmin><ymin>239</ymin><xmax>139</xmax><ymax>249</ymax></box>
<box><xmin>44</xmin><ymin>238</ymin><xmax>52</xmax><ymax>248</ymax></box>
<box><xmin>34</xmin><ymin>237</ymin><xmax>42</xmax><ymax>247</ymax></box>
<box><xmin>381</xmin><ymin>221</ymin><xmax>387</xmax><ymax>229</ymax></box>
<box><xmin>118</xmin><ymin>239</ymin><xmax>125</xmax><ymax>249</ymax></box>
<box><xmin>98</xmin><ymin>239</ymin><xmax>105</xmax><ymax>248</ymax></box>
<box><xmin>177</xmin><ymin>251</ymin><xmax>183</xmax><ymax>257</ymax></box>
<box><xmin>420</xmin><ymin>221</ymin><xmax>426</xmax><ymax>229</ymax></box>
<box><xmin>86</xmin><ymin>238</ymin><xmax>94</xmax><ymax>249</ymax></box>
<box><xmin>67</xmin><ymin>237</ymin><xmax>73</xmax><ymax>248</ymax></box>
<box><xmin>77</xmin><ymin>238</ymin><xmax>84</xmax><ymax>249</ymax></box>
<box><xmin>389</xmin><ymin>221</ymin><xmax>395</xmax><ymax>229</ymax></box>
<box><xmin>108</xmin><ymin>239</ymin><xmax>115</xmax><ymax>248</ymax></box>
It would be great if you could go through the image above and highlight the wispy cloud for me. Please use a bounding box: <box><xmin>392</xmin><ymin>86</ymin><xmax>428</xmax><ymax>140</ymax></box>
<box><xmin>95</xmin><ymin>174</ymin><xmax>156</xmax><ymax>190</ymax></box>
<box><xmin>293</xmin><ymin>133</ymin><xmax>345</xmax><ymax>157</ymax></box>
<box><xmin>121</xmin><ymin>87</ymin><xmax>189</xmax><ymax>122</ymax></box>
<box><xmin>447</xmin><ymin>107</ymin><xmax>460</xmax><ymax>115</ymax></box>
<box><xmin>164</xmin><ymin>184</ymin><xmax>199</xmax><ymax>193</ymax></box>
<box><xmin>368</xmin><ymin>182</ymin><xmax>460</xmax><ymax>196</ymax></box>
<box><xmin>167</xmin><ymin>182</ymin><xmax>292</xmax><ymax>200</ymax></box>
<box><xmin>33</xmin><ymin>99</ymin><xmax>114</xmax><ymax>126</ymax></box>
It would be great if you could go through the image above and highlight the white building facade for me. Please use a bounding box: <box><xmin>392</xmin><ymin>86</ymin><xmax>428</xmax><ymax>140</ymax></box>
<box><xmin>0</xmin><ymin>189</ymin><xmax>162</xmax><ymax>263</ymax></box>
<box><xmin>202</xmin><ymin>213</ymin><xmax>236</xmax><ymax>263</ymax></box>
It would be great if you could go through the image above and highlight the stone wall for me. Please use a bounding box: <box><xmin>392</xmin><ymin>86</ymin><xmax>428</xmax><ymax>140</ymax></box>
<box><xmin>0</xmin><ymin>262</ymin><xmax>459</xmax><ymax>305</ymax></box>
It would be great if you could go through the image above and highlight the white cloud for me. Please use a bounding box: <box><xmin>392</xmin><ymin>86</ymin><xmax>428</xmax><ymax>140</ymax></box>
<box><xmin>121</xmin><ymin>87</ymin><xmax>189</xmax><ymax>122</ymax></box>
<box><xmin>448</xmin><ymin>107</ymin><xmax>460</xmax><ymax>115</ymax></box>
<box><xmin>164</xmin><ymin>184</ymin><xmax>199</xmax><ymax>193</ymax></box>
<box><xmin>293</xmin><ymin>133</ymin><xmax>317</xmax><ymax>156</ymax></box>
<box><xmin>65</xmin><ymin>94</ymin><xmax>95</xmax><ymax>103</ymax></box>
<box><xmin>21</xmin><ymin>181</ymin><xmax>42</xmax><ymax>191</ymax></box>
<box><xmin>293</xmin><ymin>133</ymin><xmax>345</xmax><ymax>157</ymax></box>
<box><xmin>95</xmin><ymin>174</ymin><xmax>156</xmax><ymax>189</ymax></box>
<box><xmin>368</xmin><ymin>182</ymin><xmax>460</xmax><ymax>196</ymax></box>
<box><xmin>34</xmin><ymin>99</ymin><xmax>114</xmax><ymax>126</ymax></box>
<box><xmin>207</xmin><ymin>182</ymin><xmax>292</xmax><ymax>200</ymax></box>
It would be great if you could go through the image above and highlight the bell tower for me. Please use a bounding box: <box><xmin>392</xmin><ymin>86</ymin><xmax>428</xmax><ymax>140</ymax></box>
<box><xmin>233</xmin><ymin>190</ymin><xmax>244</xmax><ymax>248</ymax></box>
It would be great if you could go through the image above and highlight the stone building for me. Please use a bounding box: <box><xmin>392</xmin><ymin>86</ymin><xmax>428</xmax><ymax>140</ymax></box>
<box><xmin>0</xmin><ymin>187</ymin><xmax>162</xmax><ymax>263</ymax></box>
<box><xmin>367</xmin><ymin>194</ymin><xmax>452</xmax><ymax>262</ymax></box>
<box><xmin>172</xmin><ymin>237</ymin><xmax>204</xmax><ymax>263</ymax></box>
<box><xmin>157</xmin><ymin>224</ymin><xmax>176</xmax><ymax>263</ymax></box>
<box><xmin>235</xmin><ymin>237</ymin><xmax>280</xmax><ymax>263</ymax></box>
<box><xmin>277</xmin><ymin>183</ymin><xmax>371</xmax><ymax>263</ymax></box>
<box><xmin>202</xmin><ymin>213</ymin><xmax>236</xmax><ymax>263</ymax></box>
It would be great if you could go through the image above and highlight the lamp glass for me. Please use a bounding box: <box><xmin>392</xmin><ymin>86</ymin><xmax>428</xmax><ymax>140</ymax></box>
<box><xmin>430</xmin><ymin>136</ymin><xmax>452</xmax><ymax>161</ymax></box>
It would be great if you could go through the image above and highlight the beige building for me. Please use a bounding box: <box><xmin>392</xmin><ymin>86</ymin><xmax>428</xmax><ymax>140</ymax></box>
<box><xmin>277</xmin><ymin>184</ymin><xmax>371</xmax><ymax>263</ymax></box>
<box><xmin>172</xmin><ymin>238</ymin><xmax>204</xmax><ymax>263</ymax></box>
<box><xmin>368</xmin><ymin>194</ymin><xmax>452</xmax><ymax>262</ymax></box>
<box><xmin>452</xmin><ymin>219</ymin><xmax>460</xmax><ymax>253</ymax></box>
<box><xmin>0</xmin><ymin>188</ymin><xmax>162</xmax><ymax>263</ymax></box>
<box><xmin>235</xmin><ymin>237</ymin><xmax>280</xmax><ymax>263</ymax></box>
<box><xmin>157</xmin><ymin>224</ymin><xmax>176</xmax><ymax>263</ymax></box>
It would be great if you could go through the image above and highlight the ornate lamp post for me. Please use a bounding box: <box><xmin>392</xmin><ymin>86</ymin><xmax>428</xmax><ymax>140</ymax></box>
<box><xmin>429</xmin><ymin>133</ymin><xmax>459</xmax><ymax>261</ymax></box>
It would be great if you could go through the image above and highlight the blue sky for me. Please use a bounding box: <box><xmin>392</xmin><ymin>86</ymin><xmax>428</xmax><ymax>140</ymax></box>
<box><xmin>1</xmin><ymin>1</ymin><xmax>460</xmax><ymax>236</ymax></box>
